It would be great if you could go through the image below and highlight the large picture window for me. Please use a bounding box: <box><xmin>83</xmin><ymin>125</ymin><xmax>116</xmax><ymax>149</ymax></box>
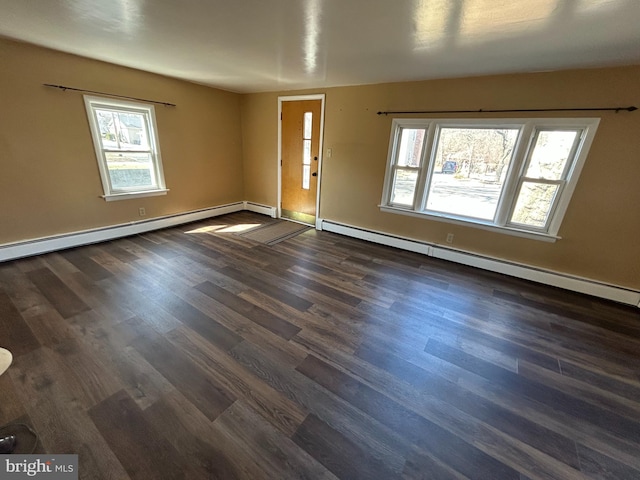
<box><xmin>381</xmin><ymin>118</ymin><xmax>599</xmax><ymax>240</ymax></box>
<box><xmin>84</xmin><ymin>96</ymin><xmax>167</xmax><ymax>201</ymax></box>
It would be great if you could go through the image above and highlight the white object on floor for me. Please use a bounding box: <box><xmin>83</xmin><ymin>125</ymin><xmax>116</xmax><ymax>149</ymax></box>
<box><xmin>0</xmin><ymin>348</ymin><xmax>12</xmax><ymax>376</ymax></box>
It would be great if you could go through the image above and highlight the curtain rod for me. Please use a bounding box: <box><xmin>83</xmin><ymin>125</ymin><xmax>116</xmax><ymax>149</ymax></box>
<box><xmin>377</xmin><ymin>106</ymin><xmax>637</xmax><ymax>116</ymax></box>
<box><xmin>43</xmin><ymin>84</ymin><xmax>176</xmax><ymax>107</ymax></box>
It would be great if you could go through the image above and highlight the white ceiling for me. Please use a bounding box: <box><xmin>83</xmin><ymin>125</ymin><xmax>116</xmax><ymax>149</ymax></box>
<box><xmin>1</xmin><ymin>0</ymin><xmax>639</xmax><ymax>93</ymax></box>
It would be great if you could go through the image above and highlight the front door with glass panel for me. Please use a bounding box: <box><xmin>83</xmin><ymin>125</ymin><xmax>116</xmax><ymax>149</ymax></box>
<box><xmin>281</xmin><ymin>99</ymin><xmax>321</xmax><ymax>225</ymax></box>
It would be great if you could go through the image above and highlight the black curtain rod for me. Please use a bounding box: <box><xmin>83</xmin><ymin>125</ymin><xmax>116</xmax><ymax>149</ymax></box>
<box><xmin>377</xmin><ymin>106</ymin><xmax>637</xmax><ymax>115</ymax></box>
<box><xmin>43</xmin><ymin>84</ymin><xmax>176</xmax><ymax>107</ymax></box>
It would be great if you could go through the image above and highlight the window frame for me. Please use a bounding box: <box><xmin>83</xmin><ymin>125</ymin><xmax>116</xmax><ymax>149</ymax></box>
<box><xmin>387</xmin><ymin>123</ymin><xmax>429</xmax><ymax>208</ymax></box>
<box><xmin>382</xmin><ymin>119</ymin><xmax>433</xmax><ymax>210</ymax></box>
<box><xmin>84</xmin><ymin>95</ymin><xmax>168</xmax><ymax>201</ymax></box>
<box><xmin>380</xmin><ymin>117</ymin><xmax>600</xmax><ymax>241</ymax></box>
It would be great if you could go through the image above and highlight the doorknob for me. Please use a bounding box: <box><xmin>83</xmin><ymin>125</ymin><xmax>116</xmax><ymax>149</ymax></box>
<box><xmin>312</xmin><ymin>172</ymin><xmax>318</xmax><ymax>177</ymax></box>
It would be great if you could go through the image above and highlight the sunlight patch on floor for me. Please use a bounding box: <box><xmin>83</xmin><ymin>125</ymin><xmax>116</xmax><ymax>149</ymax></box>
<box><xmin>184</xmin><ymin>225</ymin><xmax>228</xmax><ymax>234</ymax></box>
<box><xmin>184</xmin><ymin>223</ymin><xmax>263</xmax><ymax>234</ymax></box>
<box><xmin>218</xmin><ymin>223</ymin><xmax>262</xmax><ymax>233</ymax></box>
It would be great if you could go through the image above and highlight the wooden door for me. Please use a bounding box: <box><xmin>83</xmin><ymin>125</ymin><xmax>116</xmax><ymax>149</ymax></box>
<box><xmin>281</xmin><ymin>100</ymin><xmax>322</xmax><ymax>225</ymax></box>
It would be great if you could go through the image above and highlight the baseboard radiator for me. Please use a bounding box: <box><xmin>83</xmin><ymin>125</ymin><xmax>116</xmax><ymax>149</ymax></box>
<box><xmin>1</xmin><ymin>206</ymin><xmax>637</xmax><ymax>307</ymax></box>
<box><xmin>0</xmin><ymin>201</ymin><xmax>276</xmax><ymax>263</ymax></box>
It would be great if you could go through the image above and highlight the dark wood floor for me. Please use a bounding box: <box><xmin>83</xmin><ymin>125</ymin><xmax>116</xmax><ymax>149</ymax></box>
<box><xmin>1</xmin><ymin>211</ymin><xmax>639</xmax><ymax>479</ymax></box>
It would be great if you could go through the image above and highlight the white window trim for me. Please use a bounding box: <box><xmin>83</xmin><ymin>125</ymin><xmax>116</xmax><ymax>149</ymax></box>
<box><xmin>84</xmin><ymin>95</ymin><xmax>168</xmax><ymax>201</ymax></box>
<box><xmin>380</xmin><ymin>117</ymin><xmax>600</xmax><ymax>241</ymax></box>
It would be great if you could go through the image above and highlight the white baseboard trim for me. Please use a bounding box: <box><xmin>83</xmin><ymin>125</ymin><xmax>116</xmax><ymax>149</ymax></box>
<box><xmin>243</xmin><ymin>201</ymin><xmax>277</xmax><ymax>218</ymax></box>
<box><xmin>320</xmin><ymin>219</ymin><xmax>640</xmax><ymax>307</ymax></box>
<box><xmin>0</xmin><ymin>202</ymin><xmax>247</xmax><ymax>262</ymax></box>
<box><xmin>322</xmin><ymin>221</ymin><xmax>433</xmax><ymax>257</ymax></box>
<box><xmin>5</xmin><ymin>208</ymin><xmax>637</xmax><ymax>306</ymax></box>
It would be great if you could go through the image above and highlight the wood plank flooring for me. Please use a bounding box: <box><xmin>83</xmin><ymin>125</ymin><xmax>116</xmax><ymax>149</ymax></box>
<box><xmin>1</xmin><ymin>211</ymin><xmax>639</xmax><ymax>479</ymax></box>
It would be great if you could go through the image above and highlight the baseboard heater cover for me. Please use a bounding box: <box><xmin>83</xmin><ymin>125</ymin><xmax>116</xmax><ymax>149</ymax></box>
<box><xmin>243</xmin><ymin>202</ymin><xmax>277</xmax><ymax>218</ymax></box>
<box><xmin>0</xmin><ymin>202</ymin><xmax>250</xmax><ymax>262</ymax></box>
<box><xmin>3</xmin><ymin>208</ymin><xmax>637</xmax><ymax>307</ymax></box>
<box><xmin>319</xmin><ymin>219</ymin><xmax>640</xmax><ymax>307</ymax></box>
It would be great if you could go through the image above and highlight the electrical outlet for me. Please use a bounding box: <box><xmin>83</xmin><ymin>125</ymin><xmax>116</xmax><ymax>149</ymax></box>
<box><xmin>139</xmin><ymin>207</ymin><xmax>146</xmax><ymax>217</ymax></box>
<box><xmin>446</xmin><ymin>233</ymin><xmax>454</xmax><ymax>244</ymax></box>
<box><xmin>327</xmin><ymin>148</ymin><xmax>332</xmax><ymax>158</ymax></box>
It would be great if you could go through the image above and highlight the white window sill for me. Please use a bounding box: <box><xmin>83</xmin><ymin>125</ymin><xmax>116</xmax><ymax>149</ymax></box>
<box><xmin>379</xmin><ymin>205</ymin><xmax>560</xmax><ymax>243</ymax></box>
<box><xmin>102</xmin><ymin>189</ymin><xmax>169</xmax><ymax>202</ymax></box>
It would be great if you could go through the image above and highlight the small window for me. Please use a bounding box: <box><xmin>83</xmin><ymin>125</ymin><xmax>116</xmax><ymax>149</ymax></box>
<box><xmin>381</xmin><ymin>118</ymin><xmax>599</xmax><ymax>240</ymax></box>
<box><xmin>84</xmin><ymin>96</ymin><xmax>167</xmax><ymax>201</ymax></box>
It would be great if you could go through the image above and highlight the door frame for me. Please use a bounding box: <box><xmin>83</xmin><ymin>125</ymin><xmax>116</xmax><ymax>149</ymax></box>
<box><xmin>278</xmin><ymin>94</ymin><xmax>326</xmax><ymax>228</ymax></box>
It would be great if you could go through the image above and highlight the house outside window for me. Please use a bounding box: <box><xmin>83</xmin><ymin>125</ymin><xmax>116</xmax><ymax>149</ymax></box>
<box><xmin>84</xmin><ymin>96</ymin><xmax>168</xmax><ymax>201</ymax></box>
<box><xmin>381</xmin><ymin>118</ymin><xmax>599</xmax><ymax>241</ymax></box>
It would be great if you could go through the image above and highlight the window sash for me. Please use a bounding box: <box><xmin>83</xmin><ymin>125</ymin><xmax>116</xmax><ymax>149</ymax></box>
<box><xmin>389</xmin><ymin>166</ymin><xmax>421</xmax><ymax>208</ymax></box>
<box><xmin>420</xmin><ymin>124</ymin><xmax>523</xmax><ymax>224</ymax></box>
<box><xmin>507</xmin><ymin>178</ymin><xmax>564</xmax><ymax>230</ymax></box>
<box><xmin>102</xmin><ymin>155</ymin><xmax>160</xmax><ymax>194</ymax></box>
<box><xmin>504</xmin><ymin>127</ymin><xmax>583</xmax><ymax>230</ymax></box>
<box><xmin>96</xmin><ymin>109</ymin><xmax>159</xmax><ymax>193</ymax></box>
<box><xmin>521</xmin><ymin>128</ymin><xmax>583</xmax><ymax>182</ymax></box>
<box><xmin>103</xmin><ymin>149</ymin><xmax>153</xmax><ymax>154</ymax></box>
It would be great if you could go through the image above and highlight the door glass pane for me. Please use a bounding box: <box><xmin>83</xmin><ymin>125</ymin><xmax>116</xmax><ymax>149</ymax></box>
<box><xmin>510</xmin><ymin>182</ymin><xmax>559</xmax><ymax>228</ymax></box>
<box><xmin>302</xmin><ymin>165</ymin><xmax>311</xmax><ymax>190</ymax></box>
<box><xmin>426</xmin><ymin>127</ymin><xmax>519</xmax><ymax>220</ymax></box>
<box><xmin>105</xmin><ymin>152</ymin><xmax>156</xmax><ymax>190</ymax></box>
<box><xmin>302</xmin><ymin>112</ymin><xmax>313</xmax><ymax>188</ymax></box>
<box><xmin>391</xmin><ymin>168</ymin><xmax>418</xmax><ymax>206</ymax></box>
<box><xmin>396</xmin><ymin>129</ymin><xmax>425</xmax><ymax>167</ymax></box>
<box><xmin>303</xmin><ymin>112</ymin><xmax>313</xmax><ymax>139</ymax></box>
<box><xmin>303</xmin><ymin>140</ymin><xmax>312</xmax><ymax>165</ymax></box>
<box><xmin>526</xmin><ymin>130</ymin><xmax>578</xmax><ymax>180</ymax></box>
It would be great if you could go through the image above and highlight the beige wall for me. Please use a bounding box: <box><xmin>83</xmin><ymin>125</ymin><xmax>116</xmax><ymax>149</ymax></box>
<box><xmin>2</xmin><ymin>36</ymin><xmax>638</xmax><ymax>290</ymax></box>
<box><xmin>241</xmin><ymin>67</ymin><xmax>640</xmax><ymax>290</ymax></box>
<box><xmin>0</xmin><ymin>38</ymin><xmax>244</xmax><ymax>244</ymax></box>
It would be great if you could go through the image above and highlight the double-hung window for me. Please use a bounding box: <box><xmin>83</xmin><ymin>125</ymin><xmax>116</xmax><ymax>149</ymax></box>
<box><xmin>381</xmin><ymin>118</ymin><xmax>599</xmax><ymax>240</ymax></box>
<box><xmin>84</xmin><ymin>96</ymin><xmax>168</xmax><ymax>201</ymax></box>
